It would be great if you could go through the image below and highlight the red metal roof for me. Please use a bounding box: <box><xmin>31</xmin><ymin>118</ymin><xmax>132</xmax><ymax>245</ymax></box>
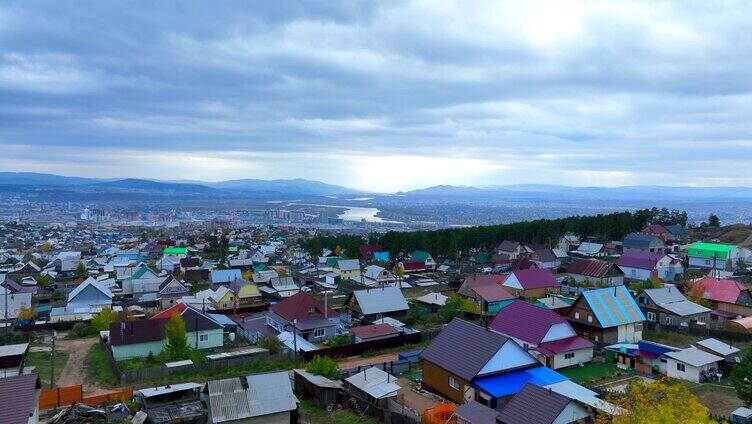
<box><xmin>270</xmin><ymin>292</ymin><xmax>337</xmax><ymax>322</ymax></box>
<box><xmin>509</xmin><ymin>268</ymin><xmax>558</xmax><ymax>289</ymax></box>
<box><xmin>349</xmin><ymin>323</ymin><xmax>399</xmax><ymax>339</ymax></box>
<box><xmin>401</xmin><ymin>260</ymin><xmax>426</xmax><ymax>272</ymax></box>
<box><xmin>696</xmin><ymin>277</ymin><xmax>747</xmax><ymax>304</ymax></box>
<box><xmin>472</xmin><ymin>284</ymin><xmax>514</xmax><ymax>302</ymax></box>
<box><xmin>0</xmin><ymin>373</ymin><xmax>39</xmax><ymax>424</ymax></box>
<box><xmin>567</xmin><ymin>258</ymin><xmax>619</xmax><ymax>278</ymax></box>
<box><xmin>536</xmin><ymin>336</ymin><xmax>594</xmax><ymax>356</ymax></box>
<box><xmin>151</xmin><ymin>303</ymin><xmax>188</xmax><ymax>320</ymax></box>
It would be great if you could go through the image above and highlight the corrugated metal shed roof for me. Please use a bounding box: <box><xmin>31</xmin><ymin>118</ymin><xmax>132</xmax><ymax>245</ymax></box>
<box><xmin>345</xmin><ymin>367</ymin><xmax>401</xmax><ymax>399</ymax></box>
<box><xmin>0</xmin><ymin>373</ymin><xmax>39</xmax><ymax>424</ymax></box>
<box><xmin>581</xmin><ymin>286</ymin><xmax>645</xmax><ymax>328</ymax></box>
<box><xmin>353</xmin><ymin>286</ymin><xmax>408</xmax><ymax>315</ymax></box>
<box><xmin>246</xmin><ymin>371</ymin><xmax>298</xmax><ymax>417</ymax></box>
<box><xmin>497</xmin><ymin>382</ymin><xmax>571</xmax><ymax>424</ymax></box>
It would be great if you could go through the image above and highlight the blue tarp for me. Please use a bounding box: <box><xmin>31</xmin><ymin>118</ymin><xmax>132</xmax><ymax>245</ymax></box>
<box><xmin>473</xmin><ymin>366</ymin><xmax>568</xmax><ymax>398</ymax></box>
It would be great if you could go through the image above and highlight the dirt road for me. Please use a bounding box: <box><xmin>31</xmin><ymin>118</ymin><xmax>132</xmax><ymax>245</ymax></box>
<box><xmin>336</xmin><ymin>353</ymin><xmax>398</xmax><ymax>370</ymax></box>
<box><xmin>54</xmin><ymin>337</ymin><xmax>109</xmax><ymax>395</ymax></box>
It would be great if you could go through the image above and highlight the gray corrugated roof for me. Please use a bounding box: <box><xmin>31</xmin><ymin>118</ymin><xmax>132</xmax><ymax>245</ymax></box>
<box><xmin>644</xmin><ymin>287</ymin><xmax>710</xmax><ymax>317</ymax></box>
<box><xmin>623</xmin><ymin>233</ymin><xmax>663</xmax><ymax>250</ymax></box>
<box><xmin>345</xmin><ymin>367</ymin><xmax>401</xmax><ymax>399</ymax></box>
<box><xmin>353</xmin><ymin>286</ymin><xmax>408</xmax><ymax>315</ymax></box>
<box><xmin>336</xmin><ymin>259</ymin><xmax>360</xmax><ymax>271</ymax></box>
<box><xmin>420</xmin><ymin>319</ymin><xmax>510</xmax><ymax>381</ymax></box>
<box><xmin>208</xmin><ymin>377</ymin><xmax>252</xmax><ymax>423</ymax></box>
<box><xmin>665</xmin><ymin>347</ymin><xmax>723</xmax><ymax>367</ymax></box>
<box><xmin>497</xmin><ymin>383</ymin><xmax>572</xmax><ymax>424</ymax></box>
<box><xmin>246</xmin><ymin>371</ymin><xmax>298</xmax><ymax>417</ymax></box>
<box><xmin>695</xmin><ymin>338</ymin><xmax>741</xmax><ymax>357</ymax></box>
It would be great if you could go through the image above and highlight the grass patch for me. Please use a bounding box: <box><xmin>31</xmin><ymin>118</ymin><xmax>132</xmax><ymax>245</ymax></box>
<box><xmin>299</xmin><ymin>399</ymin><xmax>381</xmax><ymax>424</ymax></box>
<box><xmin>87</xmin><ymin>343</ymin><xmax>118</xmax><ymax>386</ymax></box>
<box><xmin>26</xmin><ymin>350</ymin><xmax>69</xmax><ymax>386</ymax></box>
<box><xmin>132</xmin><ymin>359</ymin><xmax>296</xmax><ymax>387</ymax></box>
<box><xmin>559</xmin><ymin>362</ymin><xmax>622</xmax><ymax>384</ymax></box>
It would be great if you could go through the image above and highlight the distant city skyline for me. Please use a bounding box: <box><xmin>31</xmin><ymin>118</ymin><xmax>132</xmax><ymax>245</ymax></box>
<box><xmin>2</xmin><ymin>1</ymin><xmax>752</xmax><ymax>192</ymax></box>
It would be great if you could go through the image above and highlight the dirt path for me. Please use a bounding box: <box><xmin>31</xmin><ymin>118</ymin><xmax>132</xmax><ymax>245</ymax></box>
<box><xmin>336</xmin><ymin>353</ymin><xmax>398</xmax><ymax>370</ymax></box>
<box><xmin>55</xmin><ymin>337</ymin><xmax>109</xmax><ymax>395</ymax></box>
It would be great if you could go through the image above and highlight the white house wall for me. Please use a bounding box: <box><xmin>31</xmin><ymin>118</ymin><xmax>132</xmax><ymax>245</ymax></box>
<box><xmin>478</xmin><ymin>340</ymin><xmax>538</xmax><ymax>375</ymax></box>
<box><xmin>541</xmin><ymin>323</ymin><xmax>577</xmax><ymax>342</ymax></box>
<box><xmin>552</xmin><ymin>348</ymin><xmax>594</xmax><ymax>369</ymax></box>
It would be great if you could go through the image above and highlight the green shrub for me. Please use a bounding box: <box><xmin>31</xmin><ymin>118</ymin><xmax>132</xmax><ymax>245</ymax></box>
<box><xmin>258</xmin><ymin>334</ymin><xmax>282</xmax><ymax>355</ymax></box>
<box><xmin>67</xmin><ymin>322</ymin><xmax>94</xmax><ymax>339</ymax></box>
<box><xmin>305</xmin><ymin>356</ymin><xmax>340</xmax><ymax>380</ymax></box>
<box><xmin>326</xmin><ymin>334</ymin><xmax>351</xmax><ymax>347</ymax></box>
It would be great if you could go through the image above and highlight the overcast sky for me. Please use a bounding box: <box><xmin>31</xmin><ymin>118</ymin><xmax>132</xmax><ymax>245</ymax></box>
<box><xmin>1</xmin><ymin>1</ymin><xmax>752</xmax><ymax>192</ymax></box>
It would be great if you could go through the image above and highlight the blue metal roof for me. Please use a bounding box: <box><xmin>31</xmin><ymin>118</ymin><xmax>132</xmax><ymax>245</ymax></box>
<box><xmin>473</xmin><ymin>366</ymin><xmax>567</xmax><ymax>398</ymax></box>
<box><xmin>582</xmin><ymin>286</ymin><xmax>645</xmax><ymax>328</ymax></box>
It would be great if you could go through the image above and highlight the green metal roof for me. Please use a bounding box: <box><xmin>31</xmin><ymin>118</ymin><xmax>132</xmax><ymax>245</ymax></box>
<box><xmin>410</xmin><ymin>250</ymin><xmax>432</xmax><ymax>261</ymax></box>
<box><xmin>163</xmin><ymin>246</ymin><xmax>188</xmax><ymax>255</ymax></box>
<box><xmin>687</xmin><ymin>242</ymin><xmax>736</xmax><ymax>260</ymax></box>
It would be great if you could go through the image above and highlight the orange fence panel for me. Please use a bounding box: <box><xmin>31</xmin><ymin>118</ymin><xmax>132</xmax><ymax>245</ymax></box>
<box><xmin>422</xmin><ymin>403</ymin><xmax>456</xmax><ymax>424</ymax></box>
<box><xmin>38</xmin><ymin>386</ymin><xmax>83</xmax><ymax>410</ymax></box>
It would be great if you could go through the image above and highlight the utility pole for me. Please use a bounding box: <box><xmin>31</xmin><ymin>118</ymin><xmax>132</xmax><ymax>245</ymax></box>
<box><xmin>50</xmin><ymin>331</ymin><xmax>57</xmax><ymax>388</ymax></box>
<box><xmin>292</xmin><ymin>319</ymin><xmax>298</xmax><ymax>365</ymax></box>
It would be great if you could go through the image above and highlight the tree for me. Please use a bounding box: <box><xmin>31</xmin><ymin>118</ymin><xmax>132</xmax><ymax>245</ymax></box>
<box><xmin>708</xmin><ymin>213</ymin><xmax>721</xmax><ymax>227</ymax></box>
<box><xmin>91</xmin><ymin>308</ymin><xmax>117</xmax><ymax>332</ymax></box>
<box><xmin>325</xmin><ymin>334</ymin><xmax>351</xmax><ymax>347</ymax></box>
<box><xmin>305</xmin><ymin>356</ymin><xmax>340</xmax><ymax>380</ymax></box>
<box><xmin>257</xmin><ymin>334</ymin><xmax>282</xmax><ymax>355</ymax></box>
<box><xmin>596</xmin><ymin>378</ymin><xmax>714</xmax><ymax>423</ymax></box>
<box><xmin>731</xmin><ymin>346</ymin><xmax>752</xmax><ymax>406</ymax></box>
<box><xmin>442</xmin><ymin>294</ymin><xmax>467</xmax><ymax>322</ymax></box>
<box><xmin>35</xmin><ymin>274</ymin><xmax>51</xmax><ymax>287</ymax></box>
<box><xmin>163</xmin><ymin>313</ymin><xmax>189</xmax><ymax>360</ymax></box>
<box><xmin>74</xmin><ymin>262</ymin><xmax>87</xmax><ymax>279</ymax></box>
<box><xmin>17</xmin><ymin>308</ymin><xmax>36</xmax><ymax>321</ymax></box>
<box><xmin>403</xmin><ymin>303</ymin><xmax>425</xmax><ymax>327</ymax></box>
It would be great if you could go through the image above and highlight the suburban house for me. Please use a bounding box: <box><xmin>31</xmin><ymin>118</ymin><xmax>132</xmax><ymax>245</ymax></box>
<box><xmin>0</xmin><ymin>373</ymin><xmax>41</xmax><ymax>424</ymax></box>
<box><xmin>6</xmin><ymin>261</ymin><xmax>41</xmax><ymax>279</ymax></box>
<box><xmin>228</xmin><ymin>279</ymin><xmax>263</xmax><ymax>307</ymax></box>
<box><xmin>344</xmin><ymin>286</ymin><xmax>409</xmax><ymax>322</ymax></box>
<box><xmin>158</xmin><ymin>276</ymin><xmax>191</xmax><ymax>308</ymax></box>
<box><xmin>489</xmin><ymin>300</ymin><xmax>594</xmax><ymax>369</ymax></box>
<box><xmin>622</xmin><ymin>233</ymin><xmax>666</xmax><ymax>253</ymax></box>
<box><xmin>0</xmin><ymin>279</ymin><xmax>34</xmax><ymax>319</ymax></box>
<box><xmin>361</xmin><ymin>265</ymin><xmax>395</xmax><ymax>286</ymax></box>
<box><xmin>496</xmin><ymin>241</ymin><xmax>526</xmax><ymax>260</ymax></box>
<box><xmin>400</xmin><ymin>260</ymin><xmax>426</xmax><ymax>273</ymax></box>
<box><xmin>687</xmin><ymin>242</ymin><xmax>752</xmax><ymax>271</ymax></box>
<box><xmin>420</xmin><ymin>318</ymin><xmax>540</xmax><ymax>404</ymax></box>
<box><xmin>333</xmin><ymin>259</ymin><xmax>361</xmax><ymax>280</ymax></box>
<box><xmin>458</xmin><ymin>275</ymin><xmax>515</xmax><ymax>314</ymax></box>
<box><xmin>360</xmin><ymin>244</ymin><xmax>383</xmax><ymax>260</ymax></box>
<box><xmin>557</xmin><ymin>233</ymin><xmax>580</xmax><ymax>252</ymax></box>
<box><xmin>573</xmin><ymin>242</ymin><xmax>607</xmax><ymax>257</ymax></box>
<box><xmin>497</xmin><ymin>383</ymin><xmax>592</xmax><ymax>424</ymax></box>
<box><xmin>120</xmin><ymin>264</ymin><xmax>163</xmax><ymax>296</ymax></box>
<box><xmin>694</xmin><ymin>276</ymin><xmax>752</xmax><ymax>318</ymax></box>
<box><xmin>50</xmin><ymin>276</ymin><xmax>117</xmax><ymax>323</ymax></box>
<box><xmin>664</xmin><ymin>347</ymin><xmax>723</xmax><ymax>383</ymax></box>
<box><xmin>266</xmin><ymin>292</ymin><xmax>339</xmax><ymax>342</ymax></box>
<box><xmin>634</xmin><ymin>286</ymin><xmax>711</xmax><ymax>326</ymax></box>
<box><xmin>663</xmin><ymin>224</ymin><xmax>689</xmax><ymax>243</ymax></box>
<box><xmin>616</xmin><ymin>251</ymin><xmax>684</xmax><ymax>282</ymax></box>
<box><xmin>501</xmin><ymin>268</ymin><xmax>559</xmax><ymax>298</ymax></box>
<box><xmin>410</xmin><ymin>250</ymin><xmax>437</xmax><ymax>270</ymax></box>
<box><xmin>156</xmin><ymin>255</ymin><xmax>181</xmax><ymax>273</ymax></box>
<box><xmin>531</xmin><ymin>249</ymin><xmax>561</xmax><ymax>270</ymax></box>
<box><xmin>565</xmin><ymin>286</ymin><xmax>645</xmax><ymax>344</ymax></box>
<box><xmin>210</xmin><ymin>269</ymin><xmax>242</xmax><ymax>285</ymax></box>
<box><xmin>205</xmin><ymin>371</ymin><xmax>298</xmax><ymax>424</ymax></box>
<box><xmin>109</xmin><ymin>304</ymin><xmax>224</xmax><ymax>360</ymax></box>
<box><xmin>566</xmin><ymin>258</ymin><xmax>624</xmax><ymax>286</ymax></box>
<box><xmin>349</xmin><ymin>323</ymin><xmax>401</xmax><ymax>343</ymax></box>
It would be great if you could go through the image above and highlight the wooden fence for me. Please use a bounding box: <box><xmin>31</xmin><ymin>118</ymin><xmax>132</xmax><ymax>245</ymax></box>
<box><xmin>644</xmin><ymin>321</ymin><xmax>752</xmax><ymax>342</ymax></box>
<box><xmin>300</xmin><ymin>332</ymin><xmax>423</xmax><ymax>362</ymax></box>
<box><xmin>39</xmin><ymin>385</ymin><xmax>134</xmax><ymax>410</ymax></box>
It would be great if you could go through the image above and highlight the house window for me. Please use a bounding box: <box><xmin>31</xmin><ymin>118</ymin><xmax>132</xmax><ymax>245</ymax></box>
<box><xmin>308</xmin><ymin>307</ymin><xmax>315</xmax><ymax>313</ymax></box>
<box><xmin>676</xmin><ymin>363</ymin><xmax>685</xmax><ymax>372</ymax></box>
<box><xmin>565</xmin><ymin>352</ymin><xmax>575</xmax><ymax>359</ymax></box>
<box><xmin>647</xmin><ymin>312</ymin><xmax>656</xmax><ymax>322</ymax></box>
<box><xmin>574</xmin><ymin>312</ymin><xmax>580</xmax><ymax>319</ymax></box>
<box><xmin>314</xmin><ymin>328</ymin><xmax>325</xmax><ymax>338</ymax></box>
<box><xmin>587</xmin><ymin>315</ymin><xmax>593</xmax><ymax>323</ymax></box>
<box><xmin>199</xmin><ymin>334</ymin><xmax>208</xmax><ymax>342</ymax></box>
<box><xmin>523</xmin><ymin>343</ymin><xmax>529</xmax><ymax>349</ymax></box>
<box><xmin>665</xmin><ymin>317</ymin><xmax>673</xmax><ymax>326</ymax></box>
<box><xmin>639</xmin><ymin>297</ymin><xmax>647</xmax><ymax>305</ymax></box>
<box><xmin>448</xmin><ymin>376</ymin><xmax>460</xmax><ymax>390</ymax></box>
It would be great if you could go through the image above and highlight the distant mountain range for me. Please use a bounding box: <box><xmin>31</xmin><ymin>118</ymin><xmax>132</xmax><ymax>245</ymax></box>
<box><xmin>0</xmin><ymin>172</ymin><xmax>361</xmax><ymax>198</ymax></box>
<box><xmin>1</xmin><ymin>172</ymin><xmax>752</xmax><ymax>202</ymax></box>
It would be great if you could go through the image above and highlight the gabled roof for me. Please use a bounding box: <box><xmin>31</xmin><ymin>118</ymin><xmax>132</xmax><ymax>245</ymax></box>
<box><xmin>464</xmin><ymin>274</ymin><xmax>506</xmax><ymax>287</ymax></box>
<box><xmin>270</xmin><ymin>292</ymin><xmax>336</xmax><ymax>322</ymax></box>
<box><xmin>68</xmin><ymin>276</ymin><xmax>113</xmax><ymax>302</ymax></box>
<box><xmin>489</xmin><ymin>300</ymin><xmax>569</xmax><ymax>344</ymax></box>
<box><xmin>0</xmin><ymin>373</ymin><xmax>40</xmax><ymax>424</ymax></box>
<box><xmin>497</xmin><ymin>383</ymin><xmax>573</xmax><ymax>424</ymax></box>
<box><xmin>420</xmin><ymin>319</ymin><xmax>514</xmax><ymax>381</ymax></box>
<box><xmin>410</xmin><ymin>250</ymin><xmax>432</xmax><ymax>261</ymax></box>
<box><xmin>578</xmin><ymin>286</ymin><xmax>645</xmax><ymax>328</ymax></box>
<box><xmin>641</xmin><ymin>287</ymin><xmax>710</xmax><ymax>316</ymax></box>
<box><xmin>688</xmin><ymin>242</ymin><xmax>736</xmax><ymax>260</ymax></box>
<box><xmin>616</xmin><ymin>250</ymin><xmax>664</xmax><ymax>270</ymax></box>
<box><xmin>505</xmin><ymin>268</ymin><xmax>558</xmax><ymax>290</ymax></box>
<box><xmin>567</xmin><ymin>258</ymin><xmax>622</xmax><ymax>278</ymax></box>
<box><xmin>336</xmin><ymin>259</ymin><xmax>360</xmax><ymax>271</ymax></box>
<box><xmin>211</xmin><ymin>269</ymin><xmax>242</xmax><ymax>283</ymax></box>
<box><xmin>472</xmin><ymin>284</ymin><xmax>514</xmax><ymax>302</ymax></box>
<box><xmin>149</xmin><ymin>303</ymin><xmax>222</xmax><ymax>332</ymax></box>
<box><xmin>643</xmin><ymin>223</ymin><xmax>669</xmax><ymax>235</ymax></box>
<box><xmin>158</xmin><ymin>276</ymin><xmax>189</xmax><ymax>293</ymax></box>
<box><xmin>454</xmin><ymin>400</ymin><xmax>500</xmax><ymax>424</ymax></box>
<box><xmin>533</xmin><ymin>249</ymin><xmax>557</xmax><ymax>263</ymax></box>
<box><xmin>665</xmin><ymin>347</ymin><xmax>723</xmax><ymax>367</ymax></box>
<box><xmin>109</xmin><ymin>319</ymin><xmax>168</xmax><ymax>346</ymax></box>
<box><xmin>497</xmin><ymin>240</ymin><xmax>521</xmax><ymax>252</ymax></box>
<box><xmin>575</xmin><ymin>242</ymin><xmax>603</xmax><ymax>254</ymax></box>
<box><xmin>351</xmin><ymin>286</ymin><xmax>409</xmax><ymax>315</ymax></box>
<box><xmin>349</xmin><ymin>323</ymin><xmax>400</xmax><ymax>339</ymax></box>
<box><xmin>696</xmin><ymin>277</ymin><xmax>747</xmax><ymax>304</ymax></box>
<box><xmin>623</xmin><ymin>232</ymin><xmax>664</xmax><ymax>250</ymax></box>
